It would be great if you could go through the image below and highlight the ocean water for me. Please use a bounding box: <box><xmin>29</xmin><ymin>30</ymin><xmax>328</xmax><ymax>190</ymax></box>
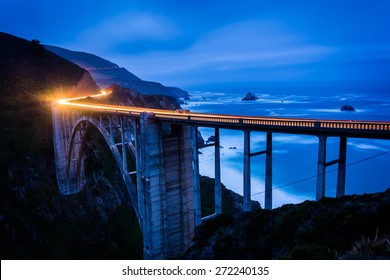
<box><xmin>182</xmin><ymin>81</ymin><xmax>390</xmax><ymax>208</ymax></box>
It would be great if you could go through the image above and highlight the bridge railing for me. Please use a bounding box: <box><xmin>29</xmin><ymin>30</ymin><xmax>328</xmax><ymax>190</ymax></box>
<box><xmin>58</xmin><ymin>99</ymin><xmax>390</xmax><ymax>134</ymax></box>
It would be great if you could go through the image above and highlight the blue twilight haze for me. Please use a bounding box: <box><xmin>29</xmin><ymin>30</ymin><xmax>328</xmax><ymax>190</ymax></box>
<box><xmin>1</xmin><ymin>0</ymin><xmax>389</xmax><ymax>87</ymax></box>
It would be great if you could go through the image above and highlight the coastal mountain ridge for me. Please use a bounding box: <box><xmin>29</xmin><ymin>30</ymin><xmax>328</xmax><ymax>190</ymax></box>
<box><xmin>45</xmin><ymin>45</ymin><xmax>189</xmax><ymax>98</ymax></box>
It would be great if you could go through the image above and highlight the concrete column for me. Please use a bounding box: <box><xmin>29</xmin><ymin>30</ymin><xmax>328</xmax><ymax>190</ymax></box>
<box><xmin>139</xmin><ymin>112</ymin><xmax>165</xmax><ymax>259</ymax></box>
<box><xmin>214</xmin><ymin>127</ymin><xmax>222</xmax><ymax>215</ymax></box>
<box><xmin>264</xmin><ymin>132</ymin><xmax>273</xmax><ymax>210</ymax></box>
<box><xmin>162</xmin><ymin>124</ymin><xmax>194</xmax><ymax>258</ymax></box>
<box><xmin>336</xmin><ymin>137</ymin><xmax>347</xmax><ymax>197</ymax></box>
<box><xmin>243</xmin><ymin>130</ymin><xmax>251</xmax><ymax>212</ymax></box>
<box><xmin>108</xmin><ymin>116</ymin><xmax>114</xmax><ymax>144</ymax></box>
<box><xmin>191</xmin><ymin>126</ymin><xmax>202</xmax><ymax>226</ymax></box>
<box><xmin>120</xmin><ymin>117</ymin><xmax>127</xmax><ymax>173</ymax></box>
<box><xmin>316</xmin><ymin>135</ymin><xmax>327</xmax><ymax>200</ymax></box>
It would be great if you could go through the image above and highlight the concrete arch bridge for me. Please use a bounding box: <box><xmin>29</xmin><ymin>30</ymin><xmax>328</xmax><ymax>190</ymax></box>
<box><xmin>52</xmin><ymin>92</ymin><xmax>390</xmax><ymax>259</ymax></box>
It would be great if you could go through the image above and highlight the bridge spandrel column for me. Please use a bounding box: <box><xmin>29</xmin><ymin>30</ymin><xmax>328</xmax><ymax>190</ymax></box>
<box><xmin>52</xmin><ymin>104</ymin><xmax>70</xmax><ymax>194</ymax></box>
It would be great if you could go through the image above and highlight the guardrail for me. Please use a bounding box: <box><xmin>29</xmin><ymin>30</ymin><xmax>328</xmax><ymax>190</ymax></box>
<box><xmin>57</xmin><ymin>98</ymin><xmax>390</xmax><ymax>134</ymax></box>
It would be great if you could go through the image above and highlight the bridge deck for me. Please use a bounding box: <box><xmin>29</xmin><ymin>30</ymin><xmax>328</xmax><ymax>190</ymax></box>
<box><xmin>58</xmin><ymin>99</ymin><xmax>390</xmax><ymax>140</ymax></box>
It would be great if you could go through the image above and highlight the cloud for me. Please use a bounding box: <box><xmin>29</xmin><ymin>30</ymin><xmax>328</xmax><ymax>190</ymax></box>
<box><xmin>273</xmin><ymin>135</ymin><xmax>318</xmax><ymax>145</ymax></box>
<box><xmin>110</xmin><ymin>19</ymin><xmax>335</xmax><ymax>84</ymax></box>
<box><xmin>71</xmin><ymin>12</ymin><xmax>179</xmax><ymax>53</ymax></box>
<box><xmin>348</xmin><ymin>142</ymin><xmax>388</xmax><ymax>152</ymax></box>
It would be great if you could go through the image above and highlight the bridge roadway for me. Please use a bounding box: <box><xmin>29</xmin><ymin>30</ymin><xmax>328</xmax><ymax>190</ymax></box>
<box><xmin>59</xmin><ymin>97</ymin><xmax>390</xmax><ymax>140</ymax></box>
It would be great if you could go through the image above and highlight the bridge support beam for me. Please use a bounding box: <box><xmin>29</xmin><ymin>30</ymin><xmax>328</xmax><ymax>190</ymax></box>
<box><xmin>264</xmin><ymin>132</ymin><xmax>273</xmax><ymax>210</ymax></box>
<box><xmin>120</xmin><ymin>117</ymin><xmax>128</xmax><ymax>173</ymax></box>
<box><xmin>316</xmin><ymin>135</ymin><xmax>327</xmax><ymax>200</ymax></box>
<box><xmin>192</xmin><ymin>126</ymin><xmax>202</xmax><ymax>226</ymax></box>
<box><xmin>243</xmin><ymin>130</ymin><xmax>251</xmax><ymax>212</ymax></box>
<box><xmin>214</xmin><ymin>128</ymin><xmax>222</xmax><ymax>215</ymax></box>
<box><xmin>336</xmin><ymin>137</ymin><xmax>347</xmax><ymax>197</ymax></box>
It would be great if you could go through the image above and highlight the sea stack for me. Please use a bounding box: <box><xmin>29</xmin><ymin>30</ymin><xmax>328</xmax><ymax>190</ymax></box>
<box><xmin>340</xmin><ymin>104</ymin><xmax>356</xmax><ymax>111</ymax></box>
<box><xmin>241</xmin><ymin>92</ymin><xmax>258</xmax><ymax>101</ymax></box>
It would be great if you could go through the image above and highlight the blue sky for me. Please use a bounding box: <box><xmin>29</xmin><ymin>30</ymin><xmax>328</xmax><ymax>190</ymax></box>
<box><xmin>1</xmin><ymin>0</ymin><xmax>390</xmax><ymax>87</ymax></box>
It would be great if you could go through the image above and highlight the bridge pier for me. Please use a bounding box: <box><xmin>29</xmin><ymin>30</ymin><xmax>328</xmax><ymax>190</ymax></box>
<box><xmin>316</xmin><ymin>136</ymin><xmax>347</xmax><ymax>200</ymax></box>
<box><xmin>138</xmin><ymin>112</ymin><xmax>194</xmax><ymax>259</ymax></box>
<box><xmin>264</xmin><ymin>132</ymin><xmax>273</xmax><ymax>210</ymax></box>
<box><xmin>243</xmin><ymin>131</ymin><xmax>273</xmax><ymax>211</ymax></box>
<box><xmin>191</xmin><ymin>126</ymin><xmax>202</xmax><ymax>226</ymax></box>
<box><xmin>243</xmin><ymin>130</ymin><xmax>251</xmax><ymax>211</ymax></box>
<box><xmin>214</xmin><ymin>128</ymin><xmax>222</xmax><ymax>215</ymax></box>
<box><xmin>316</xmin><ymin>135</ymin><xmax>327</xmax><ymax>200</ymax></box>
<box><xmin>336</xmin><ymin>137</ymin><xmax>347</xmax><ymax>197</ymax></box>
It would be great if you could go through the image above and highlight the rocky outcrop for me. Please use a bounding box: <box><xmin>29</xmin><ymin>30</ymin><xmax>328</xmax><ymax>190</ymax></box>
<box><xmin>68</xmin><ymin>72</ymin><xmax>101</xmax><ymax>97</ymax></box>
<box><xmin>241</xmin><ymin>92</ymin><xmax>258</xmax><ymax>101</ymax></box>
<box><xmin>197</xmin><ymin>130</ymin><xmax>205</xmax><ymax>146</ymax></box>
<box><xmin>206</xmin><ymin>135</ymin><xmax>216</xmax><ymax>143</ymax></box>
<box><xmin>81</xmin><ymin>84</ymin><xmax>182</xmax><ymax>110</ymax></box>
<box><xmin>341</xmin><ymin>104</ymin><xmax>356</xmax><ymax>111</ymax></box>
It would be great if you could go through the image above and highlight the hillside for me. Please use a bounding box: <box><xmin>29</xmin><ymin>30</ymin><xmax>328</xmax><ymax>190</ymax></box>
<box><xmin>186</xmin><ymin>190</ymin><xmax>390</xmax><ymax>259</ymax></box>
<box><xmin>0</xmin><ymin>32</ymin><xmax>144</xmax><ymax>259</ymax></box>
<box><xmin>45</xmin><ymin>45</ymin><xmax>189</xmax><ymax>98</ymax></box>
<box><xmin>76</xmin><ymin>84</ymin><xmax>182</xmax><ymax>110</ymax></box>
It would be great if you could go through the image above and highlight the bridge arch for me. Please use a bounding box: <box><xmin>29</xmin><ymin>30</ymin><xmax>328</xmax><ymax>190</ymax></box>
<box><xmin>67</xmin><ymin>116</ymin><xmax>140</xmax><ymax>220</ymax></box>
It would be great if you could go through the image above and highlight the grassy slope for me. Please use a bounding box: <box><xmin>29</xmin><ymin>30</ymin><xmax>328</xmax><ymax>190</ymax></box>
<box><xmin>187</xmin><ymin>189</ymin><xmax>390</xmax><ymax>259</ymax></box>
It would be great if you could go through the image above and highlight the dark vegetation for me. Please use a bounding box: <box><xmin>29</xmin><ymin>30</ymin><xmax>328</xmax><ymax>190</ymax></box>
<box><xmin>200</xmin><ymin>176</ymin><xmax>260</xmax><ymax>217</ymax></box>
<box><xmin>187</xmin><ymin>190</ymin><xmax>390</xmax><ymax>259</ymax></box>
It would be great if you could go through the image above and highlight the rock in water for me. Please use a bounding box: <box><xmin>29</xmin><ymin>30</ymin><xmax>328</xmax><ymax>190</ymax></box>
<box><xmin>241</xmin><ymin>92</ymin><xmax>258</xmax><ymax>101</ymax></box>
<box><xmin>207</xmin><ymin>135</ymin><xmax>216</xmax><ymax>143</ymax></box>
<box><xmin>341</xmin><ymin>105</ymin><xmax>356</xmax><ymax>111</ymax></box>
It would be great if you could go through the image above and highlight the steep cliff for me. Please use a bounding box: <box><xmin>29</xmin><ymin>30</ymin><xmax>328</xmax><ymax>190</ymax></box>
<box><xmin>45</xmin><ymin>45</ymin><xmax>189</xmax><ymax>98</ymax></box>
